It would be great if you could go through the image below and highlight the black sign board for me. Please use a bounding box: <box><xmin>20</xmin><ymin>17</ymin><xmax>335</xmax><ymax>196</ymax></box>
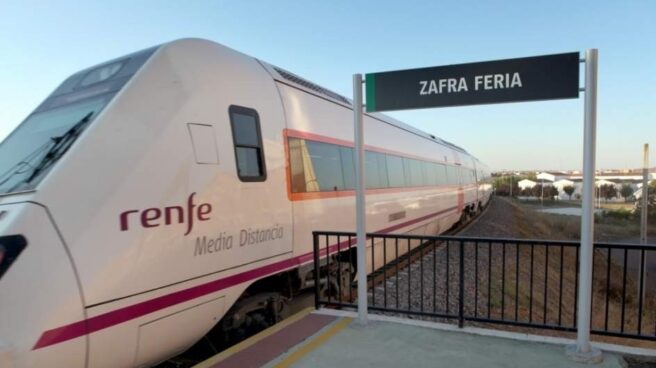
<box><xmin>365</xmin><ymin>52</ymin><xmax>580</xmax><ymax>112</ymax></box>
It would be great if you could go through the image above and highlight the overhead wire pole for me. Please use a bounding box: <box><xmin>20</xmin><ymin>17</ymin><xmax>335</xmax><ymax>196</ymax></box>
<box><xmin>567</xmin><ymin>48</ymin><xmax>602</xmax><ymax>363</ymax></box>
<box><xmin>641</xmin><ymin>143</ymin><xmax>649</xmax><ymax>244</ymax></box>
<box><xmin>353</xmin><ymin>73</ymin><xmax>368</xmax><ymax>324</ymax></box>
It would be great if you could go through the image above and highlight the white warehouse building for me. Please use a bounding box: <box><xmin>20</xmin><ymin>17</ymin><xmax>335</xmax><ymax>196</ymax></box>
<box><xmin>514</xmin><ymin>171</ymin><xmax>654</xmax><ymax>201</ymax></box>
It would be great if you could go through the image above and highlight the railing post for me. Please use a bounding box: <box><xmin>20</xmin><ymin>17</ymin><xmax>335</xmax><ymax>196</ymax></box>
<box><xmin>459</xmin><ymin>240</ymin><xmax>465</xmax><ymax>328</ymax></box>
<box><xmin>313</xmin><ymin>232</ymin><xmax>320</xmax><ymax>310</ymax></box>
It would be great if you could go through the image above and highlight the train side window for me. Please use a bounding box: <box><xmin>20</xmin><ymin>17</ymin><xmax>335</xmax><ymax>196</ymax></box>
<box><xmin>407</xmin><ymin>159</ymin><xmax>423</xmax><ymax>187</ymax></box>
<box><xmin>365</xmin><ymin>151</ymin><xmax>382</xmax><ymax>189</ymax></box>
<box><xmin>229</xmin><ymin>106</ymin><xmax>266</xmax><ymax>182</ymax></box>
<box><xmin>402</xmin><ymin>158</ymin><xmax>411</xmax><ymax>186</ymax></box>
<box><xmin>425</xmin><ymin>163</ymin><xmax>438</xmax><ymax>186</ymax></box>
<box><xmin>305</xmin><ymin>140</ymin><xmax>345</xmax><ymax>191</ymax></box>
<box><xmin>375</xmin><ymin>152</ymin><xmax>389</xmax><ymax>188</ymax></box>
<box><xmin>436</xmin><ymin>163</ymin><xmax>447</xmax><ymax>185</ymax></box>
<box><xmin>340</xmin><ymin>147</ymin><xmax>355</xmax><ymax>190</ymax></box>
<box><xmin>288</xmin><ymin>138</ymin><xmax>307</xmax><ymax>193</ymax></box>
<box><xmin>446</xmin><ymin>165</ymin><xmax>457</xmax><ymax>185</ymax></box>
<box><xmin>386</xmin><ymin>155</ymin><xmax>405</xmax><ymax>188</ymax></box>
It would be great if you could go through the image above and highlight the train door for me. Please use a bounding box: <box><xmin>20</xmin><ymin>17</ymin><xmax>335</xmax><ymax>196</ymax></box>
<box><xmin>223</xmin><ymin>104</ymin><xmax>293</xmax><ymax>266</ymax></box>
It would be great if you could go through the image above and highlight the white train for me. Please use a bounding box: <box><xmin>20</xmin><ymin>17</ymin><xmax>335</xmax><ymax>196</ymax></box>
<box><xmin>0</xmin><ymin>39</ymin><xmax>491</xmax><ymax>367</ymax></box>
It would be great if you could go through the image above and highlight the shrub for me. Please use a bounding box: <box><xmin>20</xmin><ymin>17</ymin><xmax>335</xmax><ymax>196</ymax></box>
<box><xmin>604</xmin><ymin>208</ymin><xmax>633</xmax><ymax>220</ymax></box>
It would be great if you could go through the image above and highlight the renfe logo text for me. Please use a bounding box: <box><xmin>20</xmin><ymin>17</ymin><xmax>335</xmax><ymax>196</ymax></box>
<box><xmin>119</xmin><ymin>192</ymin><xmax>211</xmax><ymax>235</ymax></box>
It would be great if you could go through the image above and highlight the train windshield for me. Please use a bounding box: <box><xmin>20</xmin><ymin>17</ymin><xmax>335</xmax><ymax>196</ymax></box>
<box><xmin>0</xmin><ymin>96</ymin><xmax>110</xmax><ymax>194</ymax></box>
<box><xmin>0</xmin><ymin>46</ymin><xmax>156</xmax><ymax>195</ymax></box>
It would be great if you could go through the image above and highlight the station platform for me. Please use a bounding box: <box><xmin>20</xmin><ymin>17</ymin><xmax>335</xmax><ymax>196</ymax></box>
<box><xmin>195</xmin><ymin>308</ymin><xmax>633</xmax><ymax>368</ymax></box>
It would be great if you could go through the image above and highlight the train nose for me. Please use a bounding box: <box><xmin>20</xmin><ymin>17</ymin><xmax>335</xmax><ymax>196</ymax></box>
<box><xmin>0</xmin><ymin>202</ymin><xmax>86</xmax><ymax>368</ymax></box>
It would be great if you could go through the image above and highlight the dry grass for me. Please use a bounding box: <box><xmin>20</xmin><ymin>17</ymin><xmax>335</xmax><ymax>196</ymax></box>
<box><xmin>461</xmin><ymin>197</ymin><xmax>656</xmax><ymax>349</ymax></box>
<box><xmin>511</xmin><ymin>198</ymin><xmax>655</xmax><ymax>243</ymax></box>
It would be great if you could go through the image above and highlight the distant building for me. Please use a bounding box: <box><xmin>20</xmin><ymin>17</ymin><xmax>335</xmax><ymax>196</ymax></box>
<box><xmin>569</xmin><ymin>172</ymin><xmax>655</xmax><ymax>182</ymax></box>
<box><xmin>496</xmin><ymin>169</ymin><xmax>653</xmax><ymax>201</ymax></box>
<box><xmin>595</xmin><ymin>179</ymin><xmax>618</xmax><ymax>187</ymax></box>
<box><xmin>536</xmin><ymin>171</ymin><xmax>569</xmax><ymax>183</ymax></box>
<box><xmin>518</xmin><ymin>179</ymin><xmax>537</xmax><ymax>190</ymax></box>
<box><xmin>536</xmin><ymin>172</ymin><xmax>555</xmax><ymax>182</ymax></box>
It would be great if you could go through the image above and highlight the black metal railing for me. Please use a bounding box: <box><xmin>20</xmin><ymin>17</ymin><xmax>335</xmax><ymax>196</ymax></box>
<box><xmin>312</xmin><ymin>231</ymin><xmax>656</xmax><ymax>341</ymax></box>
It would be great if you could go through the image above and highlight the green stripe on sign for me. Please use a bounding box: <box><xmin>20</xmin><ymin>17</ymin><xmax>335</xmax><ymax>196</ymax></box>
<box><xmin>365</xmin><ymin>73</ymin><xmax>376</xmax><ymax>112</ymax></box>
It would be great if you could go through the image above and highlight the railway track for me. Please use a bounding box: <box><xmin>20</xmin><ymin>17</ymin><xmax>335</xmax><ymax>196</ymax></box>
<box><xmin>354</xmin><ymin>200</ymin><xmax>492</xmax><ymax>305</ymax></box>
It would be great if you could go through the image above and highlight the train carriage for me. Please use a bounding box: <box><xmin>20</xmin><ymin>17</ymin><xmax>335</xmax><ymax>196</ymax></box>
<box><xmin>0</xmin><ymin>38</ymin><xmax>491</xmax><ymax>368</ymax></box>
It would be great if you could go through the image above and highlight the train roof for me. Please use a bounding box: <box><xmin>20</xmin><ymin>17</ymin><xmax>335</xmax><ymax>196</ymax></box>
<box><xmin>74</xmin><ymin>38</ymin><xmax>469</xmax><ymax>156</ymax></box>
<box><xmin>258</xmin><ymin>61</ymin><xmax>470</xmax><ymax>155</ymax></box>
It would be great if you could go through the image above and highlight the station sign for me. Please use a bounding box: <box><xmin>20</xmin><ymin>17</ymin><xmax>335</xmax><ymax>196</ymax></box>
<box><xmin>365</xmin><ymin>52</ymin><xmax>580</xmax><ymax>112</ymax></box>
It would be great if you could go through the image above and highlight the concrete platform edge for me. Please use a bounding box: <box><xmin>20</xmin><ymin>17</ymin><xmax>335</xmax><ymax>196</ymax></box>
<box><xmin>314</xmin><ymin>308</ymin><xmax>656</xmax><ymax>358</ymax></box>
<box><xmin>265</xmin><ymin>317</ymin><xmax>352</xmax><ymax>368</ymax></box>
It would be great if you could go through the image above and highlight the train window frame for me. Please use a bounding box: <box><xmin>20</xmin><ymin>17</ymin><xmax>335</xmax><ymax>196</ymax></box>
<box><xmin>229</xmin><ymin>105</ymin><xmax>267</xmax><ymax>182</ymax></box>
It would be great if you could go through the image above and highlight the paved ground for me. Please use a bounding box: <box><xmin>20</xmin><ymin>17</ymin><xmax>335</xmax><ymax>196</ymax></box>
<box><xmin>266</xmin><ymin>315</ymin><xmax>626</xmax><ymax>368</ymax></box>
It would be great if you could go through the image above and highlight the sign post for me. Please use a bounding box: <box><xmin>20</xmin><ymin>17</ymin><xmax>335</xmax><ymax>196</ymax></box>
<box><xmin>354</xmin><ymin>51</ymin><xmax>598</xmax><ymax>362</ymax></box>
<box><xmin>566</xmin><ymin>49</ymin><xmax>602</xmax><ymax>363</ymax></box>
<box><xmin>642</xmin><ymin>143</ymin><xmax>649</xmax><ymax>244</ymax></box>
<box><xmin>353</xmin><ymin>73</ymin><xmax>368</xmax><ymax>325</ymax></box>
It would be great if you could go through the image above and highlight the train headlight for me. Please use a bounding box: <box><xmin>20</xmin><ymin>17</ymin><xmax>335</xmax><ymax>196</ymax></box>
<box><xmin>0</xmin><ymin>235</ymin><xmax>27</xmax><ymax>280</ymax></box>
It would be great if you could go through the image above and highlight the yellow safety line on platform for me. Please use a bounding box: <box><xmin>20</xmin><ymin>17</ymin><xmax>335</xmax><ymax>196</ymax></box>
<box><xmin>272</xmin><ymin>317</ymin><xmax>352</xmax><ymax>368</ymax></box>
<box><xmin>194</xmin><ymin>307</ymin><xmax>315</xmax><ymax>368</ymax></box>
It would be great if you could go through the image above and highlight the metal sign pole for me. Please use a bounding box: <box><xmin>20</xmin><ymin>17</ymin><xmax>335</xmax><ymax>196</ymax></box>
<box><xmin>641</xmin><ymin>143</ymin><xmax>649</xmax><ymax>244</ymax></box>
<box><xmin>641</xmin><ymin>144</ymin><xmax>649</xmax><ymax>303</ymax></box>
<box><xmin>353</xmin><ymin>73</ymin><xmax>368</xmax><ymax>324</ymax></box>
<box><xmin>568</xmin><ymin>48</ymin><xmax>602</xmax><ymax>363</ymax></box>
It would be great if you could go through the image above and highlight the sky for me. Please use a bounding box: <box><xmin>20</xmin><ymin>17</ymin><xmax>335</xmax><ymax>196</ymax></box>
<box><xmin>0</xmin><ymin>1</ymin><xmax>654</xmax><ymax>172</ymax></box>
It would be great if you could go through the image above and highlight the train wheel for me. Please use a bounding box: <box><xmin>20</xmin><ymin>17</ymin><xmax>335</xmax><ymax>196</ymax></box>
<box><xmin>318</xmin><ymin>261</ymin><xmax>354</xmax><ymax>303</ymax></box>
<box><xmin>221</xmin><ymin>292</ymin><xmax>289</xmax><ymax>343</ymax></box>
<box><xmin>337</xmin><ymin>262</ymin><xmax>355</xmax><ymax>302</ymax></box>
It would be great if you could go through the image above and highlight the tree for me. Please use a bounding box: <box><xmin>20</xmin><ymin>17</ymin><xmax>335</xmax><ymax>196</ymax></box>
<box><xmin>548</xmin><ymin>186</ymin><xmax>559</xmax><ymax>199</ymax></box>
<box><xmin>493</xmin><ymin>175</ymin><xmax>519</xmax><ymax>197</ymax></box>
<box><xmin>563</xmin><ymin>185</ymin><xmax>575</xmax><ymax>200</ymax></box>
<box><xmin>599</xmin><ymin>184</ymin><xmax>617</xmax><ymax>202</ymax></box>
<box><xmin>531</xmin><ymin>184</ymin><xmax>543</xmax><ymax>199</ymax></box>
<box><xmin>619</xmin><ymin>184</ymin><xmax>634</xmax><ymax>202</ymax></box>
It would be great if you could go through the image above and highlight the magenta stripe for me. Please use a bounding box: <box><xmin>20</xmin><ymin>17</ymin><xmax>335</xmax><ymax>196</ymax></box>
<box><xmin>33</xmin><ymin>255</ymin><xmax>302</xmax><ymax>349</ymax></box>
<box><xmin>33</xmin><ymin>206</ymin><xmax>457</xmax><ymax>350</ymax></box>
